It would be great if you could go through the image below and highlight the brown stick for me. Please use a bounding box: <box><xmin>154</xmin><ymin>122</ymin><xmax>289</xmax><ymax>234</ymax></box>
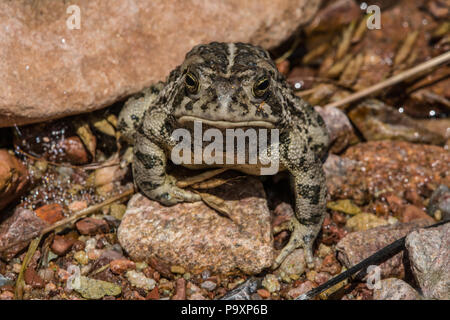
<box><xmin>323</xmin><ymin>51</ymin><xmax>450</xmax><ymax>109</ymax></box>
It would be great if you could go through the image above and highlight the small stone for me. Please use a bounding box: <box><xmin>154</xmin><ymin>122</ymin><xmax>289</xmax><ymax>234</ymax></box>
<box><xmin>189</xmin><ymin>293</ymin><xmax>206</xmax><ymax>300</ymax></box>
<box><xmin>126</xmin><ymin>270</ymin><xmax>156</xmax><ymax>291</ymax></box>
<box><xmin>172</xmin><ymin>278</ymin><xmax>186</xmax><ymax>300</ymax></box>
<box><xmin>110</xmin><ymin>203</ymin><xmax>127</xmax><ymax>220</ymax></box>
<box><xmin>427</xmin><ymin>185</ymin><xmax>450</xmax><ymax>221</ymax></box>
<box><xmin>58</xmin><ymin>136</ymin><xmax>89</xmax><ymax>165</ymax></box>
<box><xmin>44</xmin><ymin>282</ymin><xmax>57</xmax><ymax>294</ymax></box>
<box><xmin>135</xmin><ymin>261</ymin><xmax>148</xmax><ymax>271</ymax></box>
<box><xmin>146</xmin><ymin>287</ymin><xmax>160</xmax><ymax>300</ymax></box>
<box><xmin>74</xmin><ymin>251</ymin><xmax>89</xmax><ymax>265</ymax></box>
<box><xmin>317</xmin><ymin>244</ymin><xmax>333</xmax><ymax>258</ymax></box>
<box><xmin>345</xmin><ymin>213</ymin><xmax>389</xmax><ymax>231</ymax></box>
<box><xmin>76</xmin><ymin>218</ymin><xmax>109</xmax><ymax>235</ymax></box>
<box><xmin>373</xmin><ymin>278</ymin><xmax>421</xmax><ymax>300</ymax></box>
<box><xmin>110</xmin><ymin>259</ymin><xmax>136</xmax><ymax>275</ymax></box>
<box><xmin>306</xmin><ymin>271</ymin><xmax>317</xmax><ymax>282</ymax></box>
<box><xmin>51</xmin><ymin>235</ymin><xmax>75</xmax><ymax>256</ymax></box>
<box><xmin>24</xmin><ymin>267</ymin><xmax>45</xmax><ymax>288</ymax></box>
<box><xmin>286</xmin><ymin>280</ymin><xmax>316</xmax><ymax>299</ymax></box>
<box><xmin>257</xmin><ymin>288</ymin><xmax>270</xmax><ymax>299</ymax></box>
<box><xmin>0</xmin><ymin>274</ymin><xmax>13</xmax><ymax>287</ymax></box>
<box><xmin>327</xmin><ymin>199</ymin><xmax>361</xmax><ymax>215</ymax></box>
<box><xmin>320</xmin><ymin>254</ymin><xmax>342</xmax><ymax>275</ymax></box>
<box><xmin>276</xmin><ymin>248</ymin><xmax>306</xmax><ymax>278</ymax></box>
<box><xmin>73</xmin><ymin>276</ymin><xmax>121</xmax><ymax>299</ymax></box>
<box><xmin>94</xmin><ymin>165</ymin><xmax>127</xmax><ymax>187</ymax></box>
<box><xmin>170</xmin><ymin>265</ymin><xmax>185</xmax><ymax>274</ymax></box>
<box><xmin>201</xmin><ymin>280</ymin><xmax>217</xmax><ymax>291</ymax></box>
<box><xmin>68</xmin><ymin>201</ymin><xmax>87</xmax><ymax>212</ymax></box>
<box><xmin>35</xmin><ymin>203</ymin><xmax>64</xmax><ymax>225</ymax></box>
<box><xmin>87</xmin><ymin>249</ymin><xmax>102</xmax><ymax>261</ymax></box>
<box><xmin>262</xmin><ymin>274</ymin><xmax>280</xmax><ymax>293</ymax></box>
<box><xmin>0</xmin><ymin>291</ymin><xmax>14</xmax><ymax>300</ymax></box>
<box><xmin>400</xmin><ymin>205</ymin><xmax>435</xmax><ymax>223</ymax></box>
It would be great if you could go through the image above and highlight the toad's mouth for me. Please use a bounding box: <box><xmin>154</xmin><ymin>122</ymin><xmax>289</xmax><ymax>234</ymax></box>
<box><xmin>177</xmin><ymin>116</ymin><xmax>275</xmax><ymax>129</ymax></box>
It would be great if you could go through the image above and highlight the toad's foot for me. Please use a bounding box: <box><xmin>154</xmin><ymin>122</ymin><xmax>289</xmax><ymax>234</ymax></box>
<box><xmin>150</xmin><ymin>175</ymin><xmax>201</xmax><ymax>206</ymax></box>
<box><xmin>271</xmin><ymin>218</ymin><xmax>319</xmax><ymax>270</ymax></box>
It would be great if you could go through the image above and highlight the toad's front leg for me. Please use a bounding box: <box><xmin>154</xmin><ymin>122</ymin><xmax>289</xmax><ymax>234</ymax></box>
<box><xmin>272</xmin><ymin>133</ymin><xmax>327</xmax><ymax>269</ymax></box>
<box><xmin>133</xmin><ymin>132</ymin><xmax>200</xmax><ymax>206</ymax></box>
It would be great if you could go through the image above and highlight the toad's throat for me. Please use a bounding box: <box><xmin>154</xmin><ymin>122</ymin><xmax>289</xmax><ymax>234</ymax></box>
<box><xmin>177</xmin><ymin>116</ymin><xmax>275</xmax><ymax>129</ymax></box>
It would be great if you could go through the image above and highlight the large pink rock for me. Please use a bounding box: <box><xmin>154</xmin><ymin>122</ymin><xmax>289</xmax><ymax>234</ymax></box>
<box><xmin>118</xmin><ymin>177</ymin><xmax>274</xmax><ymax>274</ymax></box>
<box><xmin>0</xmin><ymin>0</ymin><xmax>321</xmax><ymax>127</ymax></box>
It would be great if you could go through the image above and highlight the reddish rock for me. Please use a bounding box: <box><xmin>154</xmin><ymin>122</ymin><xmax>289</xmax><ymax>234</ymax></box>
<box><xmin>24</xmin><ymin>267</ymin><xmax>45</xmax><ymax>288</ymax></box>
<box><xmin>0</xmin><ymin>150</ymin><xmax>29</xmax><ymax>211</ymax></box>
<box><xmin>76</xmin><ymin>217</ymin><xmax>109</xmax><ymax>235</ymax></box>
<box><xmin>172</xmin><ymin>278</ymin><xmax>187</xmax><ymax>300</ymax></box>
<box><xmin>257</xmin><ymin>288</ymin><xmax>271</xmax><ymax>299</ymax></box>
<box><xmin>321</xmin><ymin>216</ymin><xmax>348</xmax><ymax>245</ymax></box>
<box><xmin>50</xmin><ymin>235</ymin><xmax>75</xmax><ymax>256</ymax></box>
<box><xmin>110</xmin><ymin>259</ymin><xmax>136</xmax><ymax>275</ymax></box>
<box><xmin>0</xmin><ymin>291</ymin><xmax>14</xmax><ymax>300</ymax></box>
<box><xmin>0</xmin><ymin>208</ymin><xmax>48</xmax><ymax>261</ymax></box>
<box><xmin>146</xmin><ymin>287</ymin><xmax>160</xmax><ymax>300</ymax></box>
<box><xmin>58</xmin><ymin>136</ymin><xmax>89</xmax><ymax>165</ymax></box>
<box><xmin>286</xmin><ymin>281</ymin><xmax>317</xmax><ymax>299</ymax></box>
<box><xmin>35</xmin><ymin>203</ymin><xmax>65</xmax><ymax>225</ymax></box>
<box><xmin>0</xmin><ymin>0</ymin><xmax>321</xmax><ymax>127</ymax></box>
<box><xmin>320</xmin><ymin>254</ymin><xmax>342</xmax><ymax>275</ymax></box>
<box><xmin>399</xmin><ymin>205</ymin><xmax>435</xmax><ymax>223</ymax></box>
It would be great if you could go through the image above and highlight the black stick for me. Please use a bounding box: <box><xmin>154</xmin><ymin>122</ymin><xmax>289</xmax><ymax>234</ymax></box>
<box><xmin>296</xmin><ymin>219</ymin><xmax>449</xmax><ymax>300</ymax></box>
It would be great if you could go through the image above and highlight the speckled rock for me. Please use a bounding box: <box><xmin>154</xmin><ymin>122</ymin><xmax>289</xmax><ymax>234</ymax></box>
<box><xmin>405</xmin><ymin>223</ymin><xmax>450</xmax><ymax>300</ymax></box>
<box><xmin>0</xmin><ymin>0</ymin><xmax>321</xmax><ymax>127</ymax></box>
<box><xmin>118</xmin><ymin>177</ymin><xmax>273</xmax><ymax>274</ymax></box>
<box><xmin>336</xmin><ymin>220</ymin><xmax>432</xmax><ymax>279</ymax></box>
<box><xmin>328</xmin><ymin>141</ymin><xmax>450</xmax><ymax>204</ymax></box>
<box><xmin>373</xmin><ymin>278</ymin><xmax>421</xmax><ymax>300</ymax></box>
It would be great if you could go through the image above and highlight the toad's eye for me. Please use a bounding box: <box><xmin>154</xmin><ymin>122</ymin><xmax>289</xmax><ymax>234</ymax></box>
<box><xmin>185</xmin><ymin>72</ymin><xmax>199</xmax><ymax>94</ymax></box>
<box><xmin>252</xmin><ymin>77</ymin><xmax>270</xmax><ymax>97</ymax></box>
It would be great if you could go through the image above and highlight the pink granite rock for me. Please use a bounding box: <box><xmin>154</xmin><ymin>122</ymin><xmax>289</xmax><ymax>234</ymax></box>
<box><xmin>118</xmin><ymin>177</ymin><xmax>273</xmax><ymax>274</ymax></box>
<box><xmin>0</xmin><ymin>0</ymin><xmax>321</xmax><ymax>127</ymax></box>
<box><xmin>405</xmin><ymin>223</ymin><xmax>450</xmax><ymax>300</ymax></box>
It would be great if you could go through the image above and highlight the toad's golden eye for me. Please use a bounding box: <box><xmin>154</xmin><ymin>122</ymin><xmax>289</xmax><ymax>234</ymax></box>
<box><xmin>185</xmin><ymin>72</ymin><xmax>199</xmax><ymax>94</ymax></box>
<box><xmin>252</xmin><ymin>77</ymin><xmax>270</xmax><ymax>98</ymax></box>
